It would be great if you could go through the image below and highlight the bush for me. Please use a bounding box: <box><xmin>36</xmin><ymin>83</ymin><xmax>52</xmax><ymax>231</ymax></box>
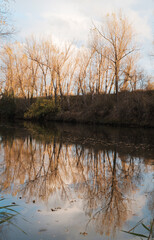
<box><xmin>24</xmin><ymin>98</ymin><xmax>60</xmax><ymax>120</ymax></box>
<box><xmin>0</xmin><ymin>91</ymin><xmax>16</xmax><ymax>119</ymax></box>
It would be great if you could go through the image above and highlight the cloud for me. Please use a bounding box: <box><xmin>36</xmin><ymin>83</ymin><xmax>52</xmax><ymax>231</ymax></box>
<box><xmin>14</xmin><ymin>0</ymin><xmax>153</xmax><ymax>73</ymax></box>
<box><xmin>40</xmin><ymin>12</ymin><xmax>91</xmax><ymax>43</ymax></box>
<box><xmin>124</xmin><ymin>9</ymin><xmax>152</xmax><ymax>41</ymax></box>
<box><xmin>15</xmin><ymin>0</ymin><xmax>152</xmax><ymax>41</ymax></box>
<box><xmin>38</xmin><ymin>0</ymin><xmax>152</xmax><ymax>44</ymax></box>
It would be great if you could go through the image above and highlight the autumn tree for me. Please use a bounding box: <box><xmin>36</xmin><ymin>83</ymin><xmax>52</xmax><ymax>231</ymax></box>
<box><xmin>75</xmin><ymin>47</ymin><xmax>94</xmax><ymax>95</ymax></box>
<box><xmin>1</xmin><ymin>42</ymin><xmax>40</xmax><ymax>98</ymax></box>
<box><xmin>92</xmin><ymin>12</ymin><xmax>138</xmax><ymax>99</ymax></box>
<box><xmin>0</xmin><ymin>0</ymin><xmax>15</xmax><ymax>95</ymax></box>
<box><xmin>89</xmin><ymin>32</ymin><xmax>114</xmax><ymax>94</ymax></box>
<box><xmin>26</xmin><ymin>38</ymin><xmax>73</xmax><ymax>103</ymax></box>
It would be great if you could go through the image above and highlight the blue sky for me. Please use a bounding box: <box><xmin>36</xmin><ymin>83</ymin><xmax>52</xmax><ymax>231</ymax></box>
<box><xmin>12</xmin><ymin>0</ymin><xmax>154</xmax><ymax>75</ymax></box>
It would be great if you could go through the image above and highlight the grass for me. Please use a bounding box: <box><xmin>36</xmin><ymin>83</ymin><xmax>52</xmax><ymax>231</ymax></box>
<box><xmin>0</xmin><ymin>198</ymin><xmax>27</xmax><ymax>234</ymax></box>
<box><xmin>0</xmin><ymin>198</ymin><xmax>19</xmax><ymax>224</ymax></box>
<box><xmin>122</xmin><ymin>218</ymin><xmax>154</xmax><ymax>239</ymax></box>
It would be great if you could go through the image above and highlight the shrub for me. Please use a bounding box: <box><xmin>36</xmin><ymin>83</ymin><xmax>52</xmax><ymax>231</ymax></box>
<box><xmin>24</xmin><ymin>98</ymin><xmax>60</xmax><ymax>120</ymax></box>
<box><xmin>0</xmin><ymin>91</ymin><xmax>16</xmax><ymax>119</ymax></box>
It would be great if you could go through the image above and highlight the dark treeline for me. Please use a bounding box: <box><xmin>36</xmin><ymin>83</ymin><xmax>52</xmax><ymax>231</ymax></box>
<box><xmin>0</xmin><ymin>90</ymin><xmax>154</xmax><ymax>127</ymax></box>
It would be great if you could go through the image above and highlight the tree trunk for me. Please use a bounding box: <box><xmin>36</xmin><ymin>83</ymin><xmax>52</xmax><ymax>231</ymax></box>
<box><xmin>115</xmin><ymin>63</ymin><xmax>119</xmax><ymax>101</ymax></box>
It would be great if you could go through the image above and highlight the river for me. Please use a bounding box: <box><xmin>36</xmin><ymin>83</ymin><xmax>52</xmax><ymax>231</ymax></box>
<box><xmin>0</xmin><ymin>122</ymin><xmax>153</xmax><ymax>240</ymax></box>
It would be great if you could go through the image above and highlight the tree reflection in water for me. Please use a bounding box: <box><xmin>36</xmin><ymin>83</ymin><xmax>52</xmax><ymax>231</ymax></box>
<box><xmin>0</xmin><ymin>122</ymin><xmax>153</xmax><ymax>238</ymax></box>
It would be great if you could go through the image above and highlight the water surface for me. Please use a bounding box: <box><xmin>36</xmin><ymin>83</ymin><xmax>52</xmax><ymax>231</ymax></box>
<box><xmin>0</xmin><ymin>122</ymin><xmax>153</xmax><ymax>240</ymax></box>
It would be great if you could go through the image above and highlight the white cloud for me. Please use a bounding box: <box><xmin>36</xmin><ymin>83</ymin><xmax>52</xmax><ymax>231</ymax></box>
<box><xmin>37</xmin><ymin>0</ymin><xmax>152</xmax><ymax>44</ymax></box>
<box><xmin>124</xmin><ymin>9</ymin><xmax>152</xmax><ymax>41</ymax></box>
<box><xmin>14</xmin><ymin>0</ymin><xmax>153</xmax><ymax>73</ymax></box>
<box><xmin>40</xmin><ymin>12</ymin><xmax>91</xmax><ymax>43</ymax></box>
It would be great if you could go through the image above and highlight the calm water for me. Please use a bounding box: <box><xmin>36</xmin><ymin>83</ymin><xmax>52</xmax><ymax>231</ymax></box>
<box><xmin>0</xmin><ymin>122</ymin><xmax>153</xmax><ymax>240</ymax></box>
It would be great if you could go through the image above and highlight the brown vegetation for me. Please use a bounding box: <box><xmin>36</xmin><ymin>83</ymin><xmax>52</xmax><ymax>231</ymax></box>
<box><xmin>0</xmin><ymin>90</ymin><xmax>154</xmax><ymax>127</ymax></box>
<box><xmin>54</xmin><ymin>90</ymin><xmax>154</xmax><ymax>127</ymax></box>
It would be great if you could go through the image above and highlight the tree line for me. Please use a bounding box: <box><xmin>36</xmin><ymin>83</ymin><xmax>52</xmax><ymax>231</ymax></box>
<box><xmin>0</xmin><ymin>12</ymin><xmax>148</xmax><ymax>101</ymax></box>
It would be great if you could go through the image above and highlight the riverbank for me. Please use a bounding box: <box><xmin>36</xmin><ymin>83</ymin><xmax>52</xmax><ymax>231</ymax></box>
<box><xmin>0</xmin><ymin>90</ymin><xmax>154</xmax><ymax>127</ymax></box>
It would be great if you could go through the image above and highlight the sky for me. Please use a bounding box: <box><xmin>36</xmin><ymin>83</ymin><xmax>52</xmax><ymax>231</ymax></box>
<box><xmin>11</xmin><ymin>0</ymin><xmax>154</xmax><ymax>75</ymax></box>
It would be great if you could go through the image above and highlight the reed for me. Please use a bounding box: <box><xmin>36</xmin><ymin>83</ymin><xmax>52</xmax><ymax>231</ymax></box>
<box><xmin>122</xmin><ymin>219</ymin><xmax>154</xmax><ymax>239</ymax></box>
<box><xmin>0</xmin><ymin>198</ymin><xmax>26</xmax><ymax>234</ymax></box>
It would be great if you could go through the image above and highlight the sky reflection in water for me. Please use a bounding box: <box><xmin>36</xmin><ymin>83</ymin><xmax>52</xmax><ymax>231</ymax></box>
<box><xmin>0</xmin><ymin>122</ymin><xmax>153</xmax><ymax>240</ymax></box>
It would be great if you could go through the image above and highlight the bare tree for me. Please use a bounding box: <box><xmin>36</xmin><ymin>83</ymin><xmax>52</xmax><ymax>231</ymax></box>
<box><xmin>92</xmin><ymin>12</ymin><xmax>138</xmax><ymax>99</ymax></box>
<box><xmin>89</xmin><ymin>33</ymin><xmax>113</xmax><ymax>94</ymax></box>
<box><xmin>75</xmin><ymin>47</ymin><xmax>93</xmax><ymax>96</ymax></box>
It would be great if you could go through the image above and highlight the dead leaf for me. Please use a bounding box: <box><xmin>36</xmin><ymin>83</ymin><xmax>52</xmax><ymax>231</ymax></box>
<box><xmin>80</xmin><ymin>232</ymin><xmax>88</xmax><ymax>236</ymax></box>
